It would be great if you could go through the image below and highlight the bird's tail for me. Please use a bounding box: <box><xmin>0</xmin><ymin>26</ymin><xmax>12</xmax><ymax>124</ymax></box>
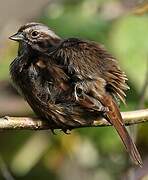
<box><xmin>101</xmin><ymin>95</ymin><xmax>142</xmax><ymax>167</ymax></box>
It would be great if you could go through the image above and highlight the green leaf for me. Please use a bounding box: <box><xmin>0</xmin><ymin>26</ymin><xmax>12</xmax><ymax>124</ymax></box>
<box><xmin>110</xmin><ymin>15</ymin><xmax>148</xmax><ymax>99</ymax></box>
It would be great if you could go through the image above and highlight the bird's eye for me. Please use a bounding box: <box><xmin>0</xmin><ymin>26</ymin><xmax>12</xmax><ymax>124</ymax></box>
<box><xmin>31</xmin><ymin>31</ymin><xmax>39</xmax><ymax>38</ymax></box>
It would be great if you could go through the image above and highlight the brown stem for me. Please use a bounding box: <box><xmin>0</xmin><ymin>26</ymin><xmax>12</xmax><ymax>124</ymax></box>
<box><xmin>0</xmin><ymin>109</ymin><xmax>147</xmax><ymax>131</ymax></box>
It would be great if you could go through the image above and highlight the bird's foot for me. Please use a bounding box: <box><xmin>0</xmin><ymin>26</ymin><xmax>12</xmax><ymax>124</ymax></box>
<box><xmin>50</xmin><ymin>128</ymin><xmax>57</xmax><ymax>135</ymax></box>
<box><xmin>62</xmin><ymin>128</ymin><xmax>71</xmax><ymax>134</ymax></box>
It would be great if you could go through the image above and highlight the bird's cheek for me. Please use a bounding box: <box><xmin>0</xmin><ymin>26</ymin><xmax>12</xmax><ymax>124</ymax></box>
<box><xmin>30</xmin><ymin>43</ymin><xmax>44</xmax><ymax>52</ymax></box>
<box><xmin>35</xmin><ymin>40</ymin><xmax>49</xmax><ymax>52</ymax></box>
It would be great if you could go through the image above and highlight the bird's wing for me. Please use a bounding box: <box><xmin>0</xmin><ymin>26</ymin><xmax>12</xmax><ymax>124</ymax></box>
<box><xmin>52</xmin><ymin>38</ymin><xmax>142</xmax><ymax>166</ymax></box>
<box><xmin>54</xmin><ymin>38</ymin><xmax>129</xmax><ymax>104</ymax></box>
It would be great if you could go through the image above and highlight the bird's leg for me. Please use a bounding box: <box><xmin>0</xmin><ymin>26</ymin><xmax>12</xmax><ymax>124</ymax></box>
<box><xmin>50</xmin><ymin>128</ymin><xmax>57</xmax><ymax>135</ymax></box>
<box><xmin>61</xmin><ymin>128</ymin><xmax>71</xmax><ymax>134</ymax></box>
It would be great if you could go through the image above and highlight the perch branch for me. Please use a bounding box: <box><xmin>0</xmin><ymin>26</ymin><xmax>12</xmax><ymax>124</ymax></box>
<box><xmin>0</xmin><ymin>109</ymin><xmax>148</xmax><ymax>131</ymax></box>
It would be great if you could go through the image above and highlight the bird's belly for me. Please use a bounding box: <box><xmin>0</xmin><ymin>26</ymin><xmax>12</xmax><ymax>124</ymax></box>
<box><xmin>10</xmin><ymin>59</ymin><xmax>102</xmax><ymax>129</ymax></box>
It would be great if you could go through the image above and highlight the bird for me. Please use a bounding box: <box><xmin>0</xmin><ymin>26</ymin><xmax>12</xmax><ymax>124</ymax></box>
<box><xmin>9</xmin><ymin>22</ymin><xmax>142</xmax><ymax>166</ymax></box>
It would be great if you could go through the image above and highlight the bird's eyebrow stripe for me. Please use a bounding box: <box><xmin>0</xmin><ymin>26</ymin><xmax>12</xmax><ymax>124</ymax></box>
<box><xmin>18</xmin><ymin>23</ymin><xmax>43</xmax><ymax>32</ymax></box>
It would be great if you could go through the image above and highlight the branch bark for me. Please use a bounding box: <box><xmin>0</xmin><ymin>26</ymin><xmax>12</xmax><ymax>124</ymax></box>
<box><xmin>0</xmin><ymin>109</ymin><xmax>148</xmax><ymax>131</ymax></box>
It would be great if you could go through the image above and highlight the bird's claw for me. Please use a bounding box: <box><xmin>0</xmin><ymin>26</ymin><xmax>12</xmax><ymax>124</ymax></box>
<box><xmin>62</xmin><ymin>129</ymin><xmax>71</xmax><ymax>134</ymax></box>
<box><xmin>51</xmin><ymin>128</ymin><xmax>57</xmax><ymax>135</ymax></box>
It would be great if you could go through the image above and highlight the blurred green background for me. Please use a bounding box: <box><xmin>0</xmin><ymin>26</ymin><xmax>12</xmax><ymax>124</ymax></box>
<box><xmin>0</xmin><ymin>0</ymin><xmax>148</xmax><ymax>180</ymax></box>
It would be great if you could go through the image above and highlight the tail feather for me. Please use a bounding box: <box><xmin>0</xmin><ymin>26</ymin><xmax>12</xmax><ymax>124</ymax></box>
<box><xmin>101</xmin><ymin>95</ymin><xmax>142</xmax><ymax>166</ymax></box>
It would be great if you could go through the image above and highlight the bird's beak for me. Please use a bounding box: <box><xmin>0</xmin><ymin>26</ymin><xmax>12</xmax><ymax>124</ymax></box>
<box><xmin>9</xmin><ymin>32</ymin><xmax>24</xmax><ymax>41</ymax></box>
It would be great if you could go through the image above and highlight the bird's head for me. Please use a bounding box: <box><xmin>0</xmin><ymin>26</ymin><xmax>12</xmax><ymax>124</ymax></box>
<box><xmin>9</xmin><ymin>22</ymin><xmax>61</xmax><ymax>53</ymax></box>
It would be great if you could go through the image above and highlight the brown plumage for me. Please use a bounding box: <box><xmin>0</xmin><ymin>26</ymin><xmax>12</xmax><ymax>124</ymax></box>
<box><xmin>9</xmin><ymin>22</ymin><xmax>142</xmax><ymax>166</ymax></box>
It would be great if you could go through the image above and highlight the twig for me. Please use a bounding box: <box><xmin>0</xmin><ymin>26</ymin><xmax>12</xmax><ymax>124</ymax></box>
<box><xmin>0</xmin><ymin>109</ymin><xmax>148</xmax><ymax>131</ymax></box>
<box><xmin>0</xmin><ymin>156</ymin><xmax>15</xmax><ymax>180</ymax></box>
<box><xmin>138</xmin><ymin>58</ymin><xmax>148</xmax><ymax>108</ymax></box>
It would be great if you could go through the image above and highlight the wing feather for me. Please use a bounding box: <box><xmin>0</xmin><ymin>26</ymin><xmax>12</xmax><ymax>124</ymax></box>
<box><xmin>54</xmin><ymin>38</ymin><xmax>129</xmax><ymax>103</ymax></box>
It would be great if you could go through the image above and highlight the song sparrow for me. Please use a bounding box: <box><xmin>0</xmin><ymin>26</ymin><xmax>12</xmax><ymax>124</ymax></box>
<box><xmin>9</xmin><ymin>22</ymin><xmax>142</xmax><ymax>166</ymax></box>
